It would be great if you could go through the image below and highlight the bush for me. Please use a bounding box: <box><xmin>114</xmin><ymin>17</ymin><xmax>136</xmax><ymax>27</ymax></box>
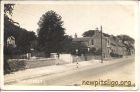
<box><xmin>94</xmin><ymin>48</ymin><xmax>102</xmax><ymax>55</ymax></box>
<box><xmin>4</xmin><ymin>57</ymin><xmax>11</xmax><ymax>74</ymax></box>
<box><xmin>110</xmin><ymin>52</ymin><xmax>123</xmax><ymax>58</ymax></box>
<box><xmin>4</xmin><ymin>59</ymin><xmax>27</xmax><ymax>74</ymax></box>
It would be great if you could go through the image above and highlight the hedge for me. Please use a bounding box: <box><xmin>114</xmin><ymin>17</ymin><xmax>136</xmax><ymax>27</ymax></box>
<box><xmin>110</xmin><ymin>52</ymin><xmax>123</xmax><ymax>58</ymax></box>
<box><xmin>4</xmin><ymin>59</ymin><xmax>27</xmax><ymax>74</ymax></box>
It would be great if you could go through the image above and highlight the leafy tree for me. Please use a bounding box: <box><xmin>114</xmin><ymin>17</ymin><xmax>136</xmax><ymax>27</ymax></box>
<box><xmin>16</xmin><ymin>30</ymin><xmax>37</xmax><ymax>54</ymax></box>
<box><xmin>4</xmin><ymin>4</ymin><xmax>37</xmax><ymax>55</ymax></box>
<box><xmin>71</xmin><ymin>41</ymin><xmax>87</xmax><ymax>56</ymax></box>
<box><xmin>103</xmin><ymin>33</ymin><xmax>110</xmax><ymax>37</ymax></box>
<box><xmin>117</xmin><ymin>35</ymin><xmax>135</xmax><ymax>55</ymax></box>
<box><xmin>82</xmin><ymin>30</ymin><xmax>95</xmax><ymax>37</ymax></box>
<box><xmin>4</xmin><ymin>4</ymin><xmax>15</xmax><ymax>74</ymax></box>
<box><xmin>4</xmin><ymin>4</ymin><xmax>37</xmax><ymax>74</ymax></box>
<box><xmin>117</xmin><ymin>35</ymin><xmax>134</xmax><ymax>43</ymax></box>
<box><xmin>60</xmin><ymin>35</ymin><xmax>72</xmax><ymax>53</ymax></box>
<box><xmin>4</xmin><ymin>4</ymin><xmax>15</xmax><ymax>16</ymax></box>
<box><xmin>37</xmin><ymin>10</ymin><xmax>65</xmax><ymax>57</ymax></box>
<box><xmin>4</xmin><ymin>4</ymin><xmax>16</xmax><ymax>45</ymax></box>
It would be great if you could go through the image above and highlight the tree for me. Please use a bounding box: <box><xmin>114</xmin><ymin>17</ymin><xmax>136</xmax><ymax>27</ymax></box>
<box><xmin>4</xmin><ymin>4</ymin><xmax>15</xmax><ymax>16</ymax></box>
<box><xmin>4</xmin><ymin>4</ymin><xmax>37</xmax><ymax>74</ymax></box>
<box><xmin>16</xmin><ymin>30</ymin><xmax>37</xmax><ymax>54</ymax></box>
<box><xmin>4</xmin><ymin>4</ymin><xmax>37</xmax><ymax>54</ymax></box>
<box><xmin>71</xmin><ymin>41</ymin><xmax>87</xmax><ymax>56</ymax></box>
<box><xmin>4</xmin><ymin>4</ymin><xmax>15</xmax><ymax>44</ymax></box>
<box><xmin>37</xmin><ymin>10</ymin><xmax>65</xmax><ymax>57</ymax></box>
<box><xmin>117</xmin><ymin>35</ymin><xmax>134</xmax><ymax>43</ymax></box>
<box><xmin>117</xmin><ymin>35</ymin><xmax>135</xmax><ymax>55</ymax></box>
<box><xmin>4</xmin><ymin>4</ymin><xmax>15</xmax><ymax>74</ymax></box>
<box><xmin>103</xmin><ymin>33</ymin><xmax>110</xmax><ymax>37</ymax></box>
<box><xmin>60</xmin><ymin>35</ymin><xmax>72</xmax><ymax>53</ymax></box>
<box><xmin>82</xmin><ymin>30</ymin><xmax>95</xmax><ymax>37</ymax></box>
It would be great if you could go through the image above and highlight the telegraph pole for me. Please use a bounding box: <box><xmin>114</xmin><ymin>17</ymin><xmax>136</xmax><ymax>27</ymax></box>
<box><xmin>101</xmin><ymin>25</ymin><xmax>103</xmax><ymax>63</ymax></box>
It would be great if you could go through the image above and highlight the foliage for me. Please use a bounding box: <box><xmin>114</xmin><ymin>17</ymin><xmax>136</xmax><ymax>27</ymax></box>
<box><xmin>60</xmin><ymin>35</ymin><xmax>72</xmax><ymax>53</ymax></box>
<box><xmin>82</xmin><ymin>30</ymin><xmax>95</xmax><ymax>37</ymax></box>
<box><xmin>37</xmin><ymin>10</ymin><xmax>65</xmax><ymax>57</ymax></box>
<box><xmin>117</xmin><ymin>35</ymin><xmax>134</xmax><ymax>55</ymax></box>
<box><xmin>71</xmin><ymin>42</ymin><xmax>87</xmax><ymax>56</ymax></box>
<box><xmin>4</xmin><ymin>17</ymin><xmax>36</xmax><ymax>54</ymax></box>
<box><xmin>103</xmin><ymin>33</ymin><xmax>110</xmax><ymax>37</ymax></box>
<box><xmin>117</xmin><ymin>35</ymin><xmax>134</xmax><ymax>43</ymax></box>
<box><xmin>110</xmin><ymin>52</ymin><xmax>123</xmax><ymax>58</ymax></box>
<box><xmin>4</xmin><ymin>4</ymin><xmax>37</xmax><ymax>54</ymax></box>
<box><xmin>94</xmin><ymin>48</ymin><xmax>102</xmax><ymax>55</ymax></box>
<box><xmin>4</xmin><ymin>59</ymin><xmax>27</xmax><ymax>74</ymax></box>
<box><xmin>4</xmin><ymin>4</ymin><xmax>15</xmax><ymax>16</ymax></box>
<box><xmin>16</xmin><ymin>30</ymin><xmax>37</xmax><ymax>54</ymax></box>
<box><xmin>4</xmin><ymin>4</ymin><xmax>15</xmax><ymax>74</ymax></box>
<box><xmin>4</xmin><ymin>4</ymin><xmax>36</xmax><ymax>74</ymax></box>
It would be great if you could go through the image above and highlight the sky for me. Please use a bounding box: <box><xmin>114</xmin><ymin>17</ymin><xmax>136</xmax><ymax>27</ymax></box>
<box><xmin>10</xmin><ymin>1</ymin><xmax>138</xmax><ymax>39</ymax></box>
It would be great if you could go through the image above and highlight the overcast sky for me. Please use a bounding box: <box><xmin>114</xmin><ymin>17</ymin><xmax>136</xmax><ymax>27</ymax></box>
<box><xmin>10</xmin><ymin>1</ymin><xmax>138</xmax><ymax>38</ymax></box>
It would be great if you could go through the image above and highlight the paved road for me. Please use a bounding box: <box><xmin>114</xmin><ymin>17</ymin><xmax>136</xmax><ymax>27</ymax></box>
<box><xmin>13</xmin><ymin>57</ymin><xmax>134</xmax><ymax>86</ymax></box>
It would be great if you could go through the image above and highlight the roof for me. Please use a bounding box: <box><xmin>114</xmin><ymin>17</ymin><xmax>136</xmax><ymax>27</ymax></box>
<box><xmin>72</xmin><ymin>37</ymin><xmax>94</xmax><ymax>42</ymax></box>
<box><xmin>109</xmin><ymin>37</ymin><xmax>118</xmax><ymax>46</ymax></box>
<box><xmin>73</xmin><ymin>35</ymin><xmax>107</xmax><ymax>42</ymax></box>
<box><xmin>117</xmin><ymin>41</ymin><xmax>125</xmax><ymax>47</ymax></box>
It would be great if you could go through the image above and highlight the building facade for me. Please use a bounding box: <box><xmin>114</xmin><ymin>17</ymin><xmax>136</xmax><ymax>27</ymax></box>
<box><xmin>72</xmin><ymin>29</ymin><xmax>134</xmax><ymax>59</ymax></box>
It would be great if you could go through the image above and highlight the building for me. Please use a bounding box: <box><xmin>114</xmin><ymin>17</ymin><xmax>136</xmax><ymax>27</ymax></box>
<box><xmin>72</xmin><ymin>28</ymin><xmax>134</xmax><ymax>59</ymax></box>
<box><xmin>72</xmin><ymin>29</ymin><xmax>110</xmax><ymax>58</ymax></box>
<box><xmin>7</xmin><ymin>36</ymin><xmax>16</xmax><ymax>48</ymax></box>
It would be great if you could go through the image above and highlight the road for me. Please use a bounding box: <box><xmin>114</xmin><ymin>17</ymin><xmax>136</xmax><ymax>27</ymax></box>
<box><xmin>13</xmin><ymin>56</ymin><xmax>134</xmax><ymax>86</ymax></box>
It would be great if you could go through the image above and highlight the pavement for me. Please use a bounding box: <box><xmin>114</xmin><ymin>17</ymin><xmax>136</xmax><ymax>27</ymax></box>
<box><xmin>4</xmin><ymin>56</ymin><xmax>134</xmax><ymax>85</ymax></box>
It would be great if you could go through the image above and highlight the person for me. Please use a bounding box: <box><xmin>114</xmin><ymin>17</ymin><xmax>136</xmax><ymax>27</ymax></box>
<box><xmin>75</xmin><ymin>49</ymin><xmax>79</xmax><ymax>68</ymax></box>
<box><xmin>76</xmin><ymin>55</ymin><xmax>79</xmax><ymax>68</ymax></box>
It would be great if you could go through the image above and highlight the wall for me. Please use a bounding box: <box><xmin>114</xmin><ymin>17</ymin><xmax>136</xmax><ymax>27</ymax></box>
<box><xmin>26</xmin><ymin>58</ymin><xmax>56</xmax><ymax>69</ymax></box>
<box><xmin>59</xmin><ymin>54</ymin><xmax>73</xmax><ymax>63</ymax></box>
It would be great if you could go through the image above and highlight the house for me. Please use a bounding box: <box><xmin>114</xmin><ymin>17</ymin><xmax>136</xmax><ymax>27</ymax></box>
<box><xmin>7</xmin><ymin>36</ymin><xmax>16</xmax><ymax>48</ymax></box>
<box><xmin>107</xmin><ymin>35</ymin><xmax>127</xmax><ymax>57</ymax></box>
<box><xmin>72</xmin><ymin>29</ymin><xmax>110</xmax><ymax>58</ymax></box>
<box><xmin>72</xmin><ymin>28</ymin><xmax>134</xmax><ymax>59</ymax></box>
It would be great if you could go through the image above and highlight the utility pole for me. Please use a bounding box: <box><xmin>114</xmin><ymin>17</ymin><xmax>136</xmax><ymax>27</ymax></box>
<box><xmin>101</xmin><ymin>25</ymin><xmax>103</xmax><ymax>63</ymax></box>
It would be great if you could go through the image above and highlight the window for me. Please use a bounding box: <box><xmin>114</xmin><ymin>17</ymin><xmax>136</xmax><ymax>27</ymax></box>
<box><xmin>91</xmin><ymin>39</ymin><xmax>94</xmax><ymax>45</ymax></box>
<box><xmin>106</xmin><ymin>38</ymin><xmax>110</xmax><ymax>47</ymax></box>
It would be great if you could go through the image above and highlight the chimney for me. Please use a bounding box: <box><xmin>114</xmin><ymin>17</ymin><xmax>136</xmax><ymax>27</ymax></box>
<box><xmin>94</xmin><ymin>27</ymin><xmax>100</xmax><ymax>36</ymax></box>
<box><xmin>96</xmin><ymin>27</ymin><xmax>99</xmax><ymax>31</ymax></box>
<box><xmin>75</xmin><ymin>33</ymin><xmax>77</xmax><ymax>38</ymax></box>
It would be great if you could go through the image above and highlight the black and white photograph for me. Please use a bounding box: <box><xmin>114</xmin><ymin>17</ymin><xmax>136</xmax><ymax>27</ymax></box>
<box><xmin>0</xmin><ymin>0</ymin><xmax>139</xmax><ymax>91</ymax></box>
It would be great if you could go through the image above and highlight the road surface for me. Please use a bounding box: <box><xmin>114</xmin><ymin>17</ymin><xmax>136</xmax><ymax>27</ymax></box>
<box><xmin>12</xmin><ymin>56</ymin><xmax>134</xmax><ymax>86</ymax></box>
